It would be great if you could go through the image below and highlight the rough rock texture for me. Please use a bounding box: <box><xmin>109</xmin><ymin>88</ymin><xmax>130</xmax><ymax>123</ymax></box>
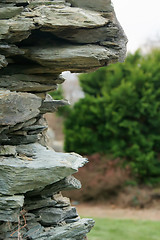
<box><xmin>0</xmin><ymin>0</ymin><xmax>127</xmax><ymax>239</ymax></box>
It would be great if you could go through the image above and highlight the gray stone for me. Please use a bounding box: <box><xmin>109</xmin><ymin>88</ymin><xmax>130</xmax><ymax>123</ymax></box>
<box><xmin>22</xmin><ymin>125</ymin><xmax>47</xmax><ymax>135</ymax></box>
<box><xmin>29</xmin><ymin>1</ymin><xmax>66</xmax><ymax>8</ymax></box>
<box><xmin>51</xmin><ymin>25</ymin><xmax>119</xmax><ymax>44</ymax></box>
<box><xmin>24</xmin><ymin>198</ymin><xmax>57</xmax><ymax>211</ymax></box>
<box><xmin>35</xmin><ymin>206</ymin><xmax>78</xmax><ymax>226</ymax></box>
<box><xmin>0</xmin><ymin>18</ymin><xmax>35</xmax><ymax>42</ymax></box>
<box><xmin>0</xmin><ymin>90</ymin><xmax>42</xmax><ymax>126</ymax></box>
<box><xmin>0</xmin><ymin>44</ymin><xmax>25</xmax><ymax>57</ymax></box>
<box><xmin>0</xmin><ymin>75</ymin><xmax>57</xmax><ymax>92</ymax></box>
<box><xmin>26</xmin><ymin>218</ymin><xmax>95</xmax><ymax>240</ymax></box>
<box><xmin>0</xmin><ymin>134</ymin><xmax>39</xmax><ymax>145</ymax></box>
<box><xmin>0</xmin><ymin>195</ymin><xmax>24</xmax><ymax>210</ymax></box>
<box><xmin>0</xmin><ymin>64</ymin><xmax>65</xmax><ymax>76</ymax></box>
<box><xmin>23</xmin><ymin>223</ymin><xmax>44</xmax><ymax>240</ymax></box>
<box><xmin>0</xmin><ymin>21</ymin><xmax>10</xmax><ymax>40</ymax></box>
<box><xmin>0</xmin><ymin>195</ymin><xmax>24</xmax><ymax>222</ymax></box>
<box><xmin>27</xmin><ymin>175</ymin><xmax>82</xmax><ymax>197</ymax></box>
<box><xmin>34</xmin><ymin>4</ymin><xmax>109</xmax><ymax>30</ymax></box>
<box><xmin>0</xmin><ymin>145</ymin><xmax>16</xmax><ymax>156</ymax></box>
<box><xmin>0</xmin><ymin>126</ymin><xmax>9</xmax><ymax>134</ymax></box>
<box><xmin>38</xmin><ymin>175</ymin><xmax>82</xmax><ymax>198</ymax></box>
<box><xmin>4</xmin><ymin>118</ymin><xmax>37</xmax><ymax>134</ymax></box>
<box><xmin>0</xmin><ymin>73</ymin><xmax>61</xmax><ymax>84</ymax></box>
<box><xmin>0</xmin><ymin>143</ymin><xmax>87</xmax><ymax>195</ymax></box>
<box><xmin>25</xmin><ymin>44</ymin><xmax>118</xmax><ymax>73</ymax></box>
<box><xmin>0</xmin><ymin>208</ymin><xmax>20</xmax><ymax>222</ymax></box>
<box><xmin>40</xmin><ymin>99</ymin><xmax>69</xmax><ymax>114</ymax></box>
<box><xmin>1</xmin><ymin>214</ymin><xmax>40</xmax><ymax>239</ymax></box>
<box><xmin>0</xmin><ymin>7</ymin><xmax>23</xmax><ymax>19</ymax></box>
<box><xmin>65</xmin><ymin>216</ymin><xmax>80</xmax><ymax>223</ymax></box>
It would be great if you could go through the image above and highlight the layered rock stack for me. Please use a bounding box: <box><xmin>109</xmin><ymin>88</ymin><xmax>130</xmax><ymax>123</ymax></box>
<box><xmin>0</xmin><ymin>0</ymin><xmax>127</xmax><ymax>239</ymax></box>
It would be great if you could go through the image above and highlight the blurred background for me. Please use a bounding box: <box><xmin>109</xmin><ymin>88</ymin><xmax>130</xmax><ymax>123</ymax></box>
<box><xmin>45</xmin><ymin>1</ymin><xmax>160</xmax><ymax>239</ymax></box>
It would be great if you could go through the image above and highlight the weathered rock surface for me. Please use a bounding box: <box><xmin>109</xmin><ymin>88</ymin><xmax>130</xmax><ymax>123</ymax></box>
<box><xmin>0</xmin><ymin>143</ymin><xmax>87</xmax><ymax>195</ymax></box>
<box><xmin>0</xmin><ymin>90</ymin><xmax>41</xmax><ymax>126</ymax></box>
<box><xmin>27</xmin><ymin>218</ymin><xmax>95</xmax><ymax>240</ymax></box>
<box><xmin>0</xmin><ymin>195</ymin><xmax>24</xmax><ymax>222</ymax></box>
<box><xmin>35</xmin><ymin>206</ymin><xmax>78</xmax><ymax>226</ymax></box>
<box><xmin>0</xmin><ymin>0</ymin><xmax>127</xmax><ymax>93</ymax></box>
<box><xmin>0</xmin><ymin>0</ymin><xmax>127</xmax><ymax>239</ymax></box>
<box><xmin>25</xmin><ymin>44</ymin><xmax>118</xmax><ymax>73</ymax></box>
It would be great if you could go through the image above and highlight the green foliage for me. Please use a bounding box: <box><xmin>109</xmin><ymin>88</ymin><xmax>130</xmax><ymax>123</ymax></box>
<box><xmin>49</xmin><ymin>86</ymin><xmax>64</xmax><ymax>100</ymax></box>
<box><xmin>64</xmin><ymin>49</ymin><xmax>160</xmax><ymax>183</ymax></box>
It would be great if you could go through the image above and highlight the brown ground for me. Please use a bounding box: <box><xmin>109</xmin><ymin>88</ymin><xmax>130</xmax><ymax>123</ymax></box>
<box><xmin>76</xmin><ymin>203</ymin><xmax>160</xmax><ymax>221</ymax></box>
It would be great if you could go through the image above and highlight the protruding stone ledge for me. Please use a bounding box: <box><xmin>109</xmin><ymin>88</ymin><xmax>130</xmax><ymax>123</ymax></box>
<box><xmin>0</xmin><ymin>143</ymin><xmax>87</xmax><ymax>195</ymax></box>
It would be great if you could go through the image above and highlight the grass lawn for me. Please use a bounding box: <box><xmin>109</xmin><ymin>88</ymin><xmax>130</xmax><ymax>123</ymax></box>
<box><xmin>87</xmin><ymin>218</ymin><xmax>160</xmax><ymax>240</ymax></box>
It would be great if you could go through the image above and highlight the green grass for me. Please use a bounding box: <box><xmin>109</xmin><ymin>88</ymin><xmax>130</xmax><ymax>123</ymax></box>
<box><xmin>87</xmin><ymin>218</ymin><xmax>160</xmax><ymax>240</ymax></box>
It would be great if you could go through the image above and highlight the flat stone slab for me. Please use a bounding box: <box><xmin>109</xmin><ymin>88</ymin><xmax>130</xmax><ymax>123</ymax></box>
<box><xmin>0</xmin><ymin>195</ymin><xmax>24</xmax><ymax>210</ymax></box>
<box><xmin>35</xmin><ymin>206</ymin><xmax>78</xmax><ymax>226</ymax></box>
<box><xmin>0</xmin><ymin>7</ymin><xmax>23</xmax><ymax>19</ymax></box>
<box><xmin>0</xmin><ymin>90</ymin><xmax>42</xmax><ymax>126</ymax></box>
<box><xmin>25</xmin><ymin>218</ymin><xmax>95</xmax><ymax>240</ymax></box>
<box><xmin>34</xmin><ymin>5</ymin><xmax>109</xmax><ymax>30</ymax></box>
<box><xmin>0</xmin><ymin>195</ymin><xmax>24</xmax><ymax>222</ymax></box>
<box><xmin>25</xmin><ymin>44</ymin><xmax>118</xmax><ymax>73</ymax></box>
<box><xmin>0</xmin><ymin>143</ymin><xmax>87</xmax><ymax>195</ymax></box>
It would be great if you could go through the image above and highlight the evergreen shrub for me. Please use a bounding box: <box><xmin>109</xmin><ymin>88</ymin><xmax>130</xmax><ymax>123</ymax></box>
<box><xmin>64</xmin><ymin>49</ymin><xmax>160</xmax><ymax>184</ymax></box>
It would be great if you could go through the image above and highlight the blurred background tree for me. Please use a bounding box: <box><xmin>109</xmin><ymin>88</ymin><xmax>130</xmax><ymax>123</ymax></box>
<box><xmin>63</xmin><ymin>49</ymin><xmax>160</xmax><ymax>184</ymax></box>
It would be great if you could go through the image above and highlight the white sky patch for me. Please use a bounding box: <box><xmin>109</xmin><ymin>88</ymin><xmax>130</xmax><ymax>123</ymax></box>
<box><xmin>112</xmin><ymin>0</ymin><xmax>160</xmax><ymax>52</ymax></box>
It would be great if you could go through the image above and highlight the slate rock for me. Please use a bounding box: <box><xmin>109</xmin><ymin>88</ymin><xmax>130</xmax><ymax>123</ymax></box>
<box><xmin>25</xmin><ymin>44</ymin><xmax>118</xmax><ymax>73</ymax></box>
<box><xmin>23</xmin><ymin>223</ymin><xmax>44</xmax><ymax>240</ymax></box>
<box><xmin>34</xmin><ymin>4</ymin><xmax>109</xmax><ymax>30</ymax></box>
<box><xmin>0</xmin><ymin>134</ymin><xmax>39</xmax><ymax>145</ymax></box>
<box><xmin>0</xmin><ymin>90</ymin><xmax>42</xmax><ymax>126</ymax></box>
<box><xmin>0</xmin><ymin>75</ymin><xmax>57</xmax><ymax>92</ymax></box>
<box><xmin>26</xmin><ymin>218</ymin><xmax>95</xmax><ymax>240</ymax></box>
<box><xmin>24</xmin><ymin>197</ymin><xmax>57</xmax><ymax>211</ymax></box>
<box><xmin>0</xmin><ymin>7</ymin><xmax>23</xmax><ymax>19</ymax></box>
<box><xmin>40</xmin><ymin>99</ymin><xmax>69</xmax><ymax>114</ymax></box>
<box><xmin>27</xmin><ymin>175</ymin><xmax>82</xmax><ymax>197</ymax></box>
<box><xmin>0</xmin><ymin>143</ymin><xmax>87</xmax><ymax>195</ymax></box>
<box><xmin>0</xmin><ymin>44</ymin><xmax>25</xmax><ymax>57</ymax></box>
<box><xmin>0</xmin><ymin>145</ymin><xmax>16</xmax><ymax>156</ymax></box>
<box><xmin>52</xmin><ymin>25</ymin><xmax>119</xmax><ymax>44</ymax></box>
<box><xmin>35</xmin><ymin>206</ymin><xmax>78</xmax><ymax>226</ymax></box>
<box><xmin>0</xmin><ymin>195</ymin><xmax>24</xmax><ymax>222</ymax></box>
<box><xmin>0</xmin><ymin>195</ymin><xmax>24</xmax><ymax>210</ymax></box>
